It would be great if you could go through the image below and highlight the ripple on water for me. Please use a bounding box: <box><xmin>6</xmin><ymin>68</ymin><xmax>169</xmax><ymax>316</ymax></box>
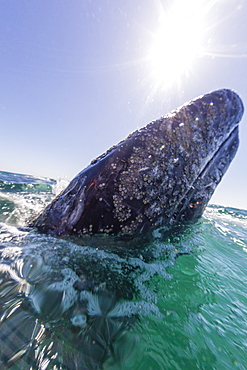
<box><xmin>0</xmin><ymin>204</ymin><xmax>246</xmax><ymax>369</ymax></box>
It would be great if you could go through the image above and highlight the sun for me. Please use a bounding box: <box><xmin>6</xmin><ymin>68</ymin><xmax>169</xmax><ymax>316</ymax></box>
<box><xmin>147</xmin><ymin>0</ymin><xmax>206</xmax><ymax>88</ymax></box>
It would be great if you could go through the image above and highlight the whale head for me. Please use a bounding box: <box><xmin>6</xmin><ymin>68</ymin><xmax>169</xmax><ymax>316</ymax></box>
<box><xmin>32</xmin><ymin>89</ymin><xmax>244</xmax><ymax>236</ymax></box>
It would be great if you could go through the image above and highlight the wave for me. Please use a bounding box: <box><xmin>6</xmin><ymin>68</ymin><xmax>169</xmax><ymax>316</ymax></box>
<box><xmin>0</xmin><ymin>170</ymin><xmax>56</xmax><ymax>193</ymax></box>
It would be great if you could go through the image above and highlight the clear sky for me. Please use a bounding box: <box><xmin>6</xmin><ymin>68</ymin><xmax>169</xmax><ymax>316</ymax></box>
<box><xmin>1</xmin><ymin>0</ymin><xmax>247</xmax><ymax>209</ymax></box>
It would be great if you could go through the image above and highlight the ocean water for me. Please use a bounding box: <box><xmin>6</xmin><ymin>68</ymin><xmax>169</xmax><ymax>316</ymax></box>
<box><xmin>0</xmin><ymin>170</ymin><xmax>246</xmax><ymax>370</ymax></box>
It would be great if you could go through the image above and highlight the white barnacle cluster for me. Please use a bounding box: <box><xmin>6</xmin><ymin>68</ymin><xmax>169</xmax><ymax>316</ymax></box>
<box><xmin>111</xmin><ymin>162</ymin><xmax>117</xmax><ymax>170</ymax></box>
<box><xmin>112</xmin><ymin>194</ymin><xmax>132</xmax><ymax>223</ymax></box>
<box><xmin>98</xmin><ymin>182</ymin><xmax>106</xmax><ymax>190</ymax></box>
<box><xmin>118</xmin><ymin>151</ymin><xmax>146</xmax><ymax>201</ymax></box>
<box><xmin>112</xmin><ymin>124</ymin><xmax>170</xmax><ymax>230</ymax></box>
<box><xmin>99</xmin><ymin>225</ymin><xmax>114</xmax><ymax>234</ymax></box>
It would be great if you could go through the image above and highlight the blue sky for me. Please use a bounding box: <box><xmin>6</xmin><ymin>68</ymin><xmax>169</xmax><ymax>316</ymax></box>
<box><xmin>1</xmin><ymin>0</ymin><xmax>247</xmax><ymax>209</ymax></box>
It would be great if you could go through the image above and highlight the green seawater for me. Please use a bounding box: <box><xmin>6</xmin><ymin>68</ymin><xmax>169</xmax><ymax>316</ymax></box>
<box><xmin>0</xmin><ymin>171</ymin><xmax>246</xmax><ymax>370</ymax></box>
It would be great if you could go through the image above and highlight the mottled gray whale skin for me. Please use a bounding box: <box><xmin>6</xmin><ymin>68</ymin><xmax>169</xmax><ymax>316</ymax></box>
<box><xmin>33</xmin><ymin>89</ymin><xmax>244</xmax><ymax>236</ymax></box>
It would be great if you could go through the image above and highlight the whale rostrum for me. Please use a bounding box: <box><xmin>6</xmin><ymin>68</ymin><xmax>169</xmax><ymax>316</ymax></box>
<box><xmin>32</xmin><ymin>89</ymin><xmax>244</xmax><ymax>236</ymax></box>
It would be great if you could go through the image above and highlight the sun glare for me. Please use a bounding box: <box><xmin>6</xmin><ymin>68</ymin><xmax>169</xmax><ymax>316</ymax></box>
<box><xmin>148</xmin><ymin>0</ymin><xmax>206</xmax><ymax>88</ymax></box>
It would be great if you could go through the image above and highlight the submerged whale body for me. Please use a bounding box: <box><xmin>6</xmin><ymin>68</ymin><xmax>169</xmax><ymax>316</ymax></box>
<box><xmin>33</xmin><ymin>89</ymin><xmax>244</xmax><ymax>236</ymax></box>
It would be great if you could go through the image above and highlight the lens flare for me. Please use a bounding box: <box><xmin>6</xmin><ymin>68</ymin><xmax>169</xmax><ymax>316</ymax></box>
<box><xmin>147</xmin><ymin>0</ymin><xmax>206</xmax><ymax>88</ymax></box>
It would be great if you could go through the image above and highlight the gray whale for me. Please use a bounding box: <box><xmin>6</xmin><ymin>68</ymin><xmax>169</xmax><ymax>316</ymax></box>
<box><xmin>32</xmin><ymin>89</ymin><xmax>244</xmax><ymax>236</ymax></box>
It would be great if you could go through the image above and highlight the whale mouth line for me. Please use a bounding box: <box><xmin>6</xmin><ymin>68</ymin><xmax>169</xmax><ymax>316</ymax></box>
<box><xmin>200</xmin><ymin>125</ymin><xmax>239</xmax><ymax>179</ymax></box>
<box><xmin>172</xmin><ymin>125</ymin><xmax>239</xmax><ymax>222</ymax></box>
